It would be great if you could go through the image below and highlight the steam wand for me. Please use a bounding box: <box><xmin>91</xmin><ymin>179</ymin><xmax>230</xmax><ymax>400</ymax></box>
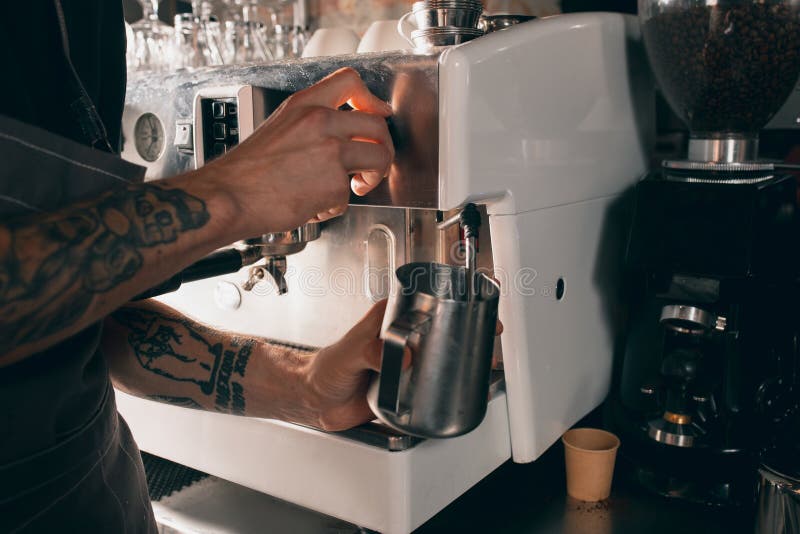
<box><xmin>437</xmin><ymin>203</ymin><xmax>481</xmax><ymax>300</ymax></box>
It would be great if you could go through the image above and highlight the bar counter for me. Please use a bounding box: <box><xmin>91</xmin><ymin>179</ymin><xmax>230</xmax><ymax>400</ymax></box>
<box><xmin>416</xmin><ymin>443</ymin><xmax>751</xmax><ymax>533</ymax></box>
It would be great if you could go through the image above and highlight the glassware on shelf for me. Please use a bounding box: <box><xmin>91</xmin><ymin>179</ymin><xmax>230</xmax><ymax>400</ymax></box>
<box><xmin>125</xmin><ymin>21</ymin><xmax>136</xmax><ymax>68</ymax></box>
<box><xmin>222</xmin><ymin>1</ymin><xmax>275</xmax><ymax>64</ymax></box>
<box><xmin>172</xmin><ymin>14</ymin><xmax>204</xmax><ymax>69</ymax></box>
<box><xmin>130</xmin><ymin>0</ymin><xmax>174</xmax><ymax>71</ymax></box>
<box><xmin>191</xmin><ymin>0</ymin><xmax>226</xmax><ymax>66</ymax></box>
<box><xmin>267</xmin><ymin>1</ymin><xmax>308</xmax><ymax>59</ymax></box>
<box><xmin>127</xmin><ymin>0</ymin><xmax>309</xmax><ymax>70</ymax></box>
<box><xmin>224</xmin><ymin>21</ymin><xmax>274</xmax><ymax>63</ymax></box>
<box><xmin>199</xmin><ymin>19</ymin><xmax>226</xmax><ymax>66</ymax></box>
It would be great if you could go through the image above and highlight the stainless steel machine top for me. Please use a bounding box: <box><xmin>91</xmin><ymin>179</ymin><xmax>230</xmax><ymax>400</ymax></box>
<box><xmin>124</xmin><ymin>52</ymin><xmax>440</xmax><ymax>209</ymax></box>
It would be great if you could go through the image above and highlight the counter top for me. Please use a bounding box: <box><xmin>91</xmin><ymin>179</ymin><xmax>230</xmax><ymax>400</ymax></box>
<box><xmin>415</xmin><ymin>442</ymin><xmax>753</xmax><ymax>534</ymax></box>
<box><xmin>145</xmin><ymin>426</ymin><xmax>755</xmax><ymax>534</ymax></box>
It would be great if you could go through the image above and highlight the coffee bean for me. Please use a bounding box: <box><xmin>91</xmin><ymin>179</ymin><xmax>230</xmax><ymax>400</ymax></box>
<box><xmin>642</xmin><ymin>3</ymin><xmax>800</xmax><ymax>135</ymax></box>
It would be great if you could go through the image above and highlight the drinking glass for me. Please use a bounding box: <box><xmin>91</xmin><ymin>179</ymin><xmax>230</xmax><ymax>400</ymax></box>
<box><xmin>267</xmin><ymin>2</ymin><xmax>307</xmax><ymax>59</ymax></box>
<box><xmin>130</xmin><ymin>0</ymin><xmax>174</xmax><ymax>71</ymax></box>
<box><xmin>224</xmin><ymin>20</ymin><xmax>273</xmax><ymax>63</ymax></box>
<box><xmin>172</xmin><ymin>14</ymin><xmax>204</xmax><ymax>69</ymax></box>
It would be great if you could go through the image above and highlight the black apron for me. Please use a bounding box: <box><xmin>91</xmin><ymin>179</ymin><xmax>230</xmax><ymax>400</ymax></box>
<box><xmin>0</xmin><ymin>1</ymin><xmax>157</xmax><ymax>531</ymax></box>
<box><xmin>0</xmin><ymin>115</ymin><xmax>157</xmax><ymax>534</ymax></box>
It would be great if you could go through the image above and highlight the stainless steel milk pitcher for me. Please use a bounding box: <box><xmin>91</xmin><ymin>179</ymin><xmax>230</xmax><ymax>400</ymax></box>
<box><xmin>367</xmin><ymin>261</ymin><xmax>500</xmax><ymax>438</ymax></box>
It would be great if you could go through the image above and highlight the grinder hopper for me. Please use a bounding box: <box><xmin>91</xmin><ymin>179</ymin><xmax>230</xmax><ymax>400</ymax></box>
<box><xmin>640</xmin><ymin>0</ymin><xmax>800</xmax><ymax>163</ymax></box>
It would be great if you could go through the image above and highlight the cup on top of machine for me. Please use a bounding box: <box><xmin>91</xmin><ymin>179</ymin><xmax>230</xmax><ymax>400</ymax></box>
<box><xmin>357</xmin><ymin>20</ymin><xmax>414</xmax><ymax>53</ymax></box>
<box><xmin>397</xmin><ymin>0</ymin><xmax>485</xmax><ymax>49</ymax></box>
<box><xmin>301</xmin><ymin>27</ymin><xmax>361</xmax><ymax>58</ymax></box>
<box><xmin>409</xmin><ymin>0</ymin><xmax>484</xmax><ymax>30</ymax></box>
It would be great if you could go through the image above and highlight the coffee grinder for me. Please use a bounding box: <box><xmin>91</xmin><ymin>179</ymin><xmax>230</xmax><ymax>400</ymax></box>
<box><xmin>614</xmin><ymin>0</ymin><xmax>800</xmax><ymax>507</ymax></box>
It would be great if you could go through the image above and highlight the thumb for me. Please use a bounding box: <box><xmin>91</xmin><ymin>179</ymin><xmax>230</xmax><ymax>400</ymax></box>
<box><xmin>330</xmin><ymin>300</ymin><xmax>388</xmax><ymax>374</ymax></box>
<box><xmin>349</xmin><ymin>299</ymin><xmax>388</xmax><ymax>339</ymax></box>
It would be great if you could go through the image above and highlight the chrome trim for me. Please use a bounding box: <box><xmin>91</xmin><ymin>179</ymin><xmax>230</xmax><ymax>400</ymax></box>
<box><xmin>648</xmin><ymin>416</ymin><xmax>697</xmax><ymax>448</ymax></box>
<box><xmin>660</xmin><ymin>304</ymin><xmax>717</xmax><ymax>335</ymax></box>
<box><xmin>664</xmin><ymin>174</ymin><xmax>775</xmax><ymax>185</ymax></box>
<box><xmin>687</xmin><ymin>137</ymin><xmax>759</xmax><ymax>164</ymax></box>
<box><xmin>242</xmin><ymin>222</ymin><xmax>322</xmax><ymax>256</ymax></box>
<box><xmin>664</xmin><ymin>160</ymin><xmax>775</xmax><ymax>172</ymax></box>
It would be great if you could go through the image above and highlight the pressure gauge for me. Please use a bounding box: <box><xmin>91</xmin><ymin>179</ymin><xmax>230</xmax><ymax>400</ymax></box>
<box><xmin>134</xmin><ymin>112</ymin><xmax>165</xmax><ymax>162</ymax></box>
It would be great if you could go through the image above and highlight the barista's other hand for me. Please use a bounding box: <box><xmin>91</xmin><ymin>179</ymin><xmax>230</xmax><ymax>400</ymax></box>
<box><xmin>301</xmin><ymin>299</ymin><xmax>394</xmax><ymax>431</ymax></box>
<box><xmin>201</xmin><ymin>67</ymin><xmax>394</xmax><ymax>235</ymax></box>
<box><xmin>300</xmin><ymin>298</ymin><xmax>503</xmax><ymax>432</ymax></box>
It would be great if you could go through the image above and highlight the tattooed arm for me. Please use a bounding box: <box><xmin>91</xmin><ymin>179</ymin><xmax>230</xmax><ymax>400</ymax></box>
<box><xmin>0</xmin><ymin>68</ymin><xmax>394</xmax><ymax>366</ymax></box>
<box><xmin>103</xmin><ymin>300</ymin><xmax>313</xmax><ymax>421</ymax></box>
<box><xmin>0</xmin><ymin>178</ymin><xmax>237</xmax><ymax>366</ymax></box>
<box><xmin>103</xmin><ymin>299</ymin><xmax>389</xmax><ymax>430</ymax></box>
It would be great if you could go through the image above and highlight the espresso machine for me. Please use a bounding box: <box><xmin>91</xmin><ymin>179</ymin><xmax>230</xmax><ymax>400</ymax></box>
<box><xmin>614</xmin><ymin>0</ymin><xmax>800</xmax><ymax>508</ymax></box>
<box><xmin>118</xmin><ymin>12</ymin><xmax>653</xmax><ymax>533</ymax></box>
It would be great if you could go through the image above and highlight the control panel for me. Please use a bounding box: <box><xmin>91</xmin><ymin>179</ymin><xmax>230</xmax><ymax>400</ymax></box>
<box><xmin>193</xmin><ymin>85</ymin><xmax>292</xmax><ymax>169</ymax></box>
<box><xmin>201</xmin><ymin>98</ymin><xmax>240</xmax><ymax>162</ymax></box>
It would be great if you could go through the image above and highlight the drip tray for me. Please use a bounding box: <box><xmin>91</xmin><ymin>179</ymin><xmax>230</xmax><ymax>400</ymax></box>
<box><xmin>332</xmin><ymin>372</ymin><xmax>506</xmax><ymax>451</ymax></box>
<box><xmin>335</xmin><ymin>421</ymin><xmax>423</xmax><ymax>451</ymax></box>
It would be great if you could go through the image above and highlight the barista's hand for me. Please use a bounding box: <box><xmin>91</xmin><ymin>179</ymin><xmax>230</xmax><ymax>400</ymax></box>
<box><xmin>299</xmin><ymin>300</ymin><xmax>503</xmax><ymax>432</ymax></box>
<box><xmin>301</xmin><ymin>299</ymin><xmax>393</xmax><ymax>431</ymax></box>
<box><xmin>199</xmin><ymin>67</ymin><xmax>394</xmax><ymax>236</ymax></box>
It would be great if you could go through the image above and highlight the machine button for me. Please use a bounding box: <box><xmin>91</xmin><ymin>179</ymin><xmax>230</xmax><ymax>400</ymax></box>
<box><xmin>228</xmin><ymin>103</ymin><xmax>238</xmax><ymax>115</ymax></box>
<box><xmin>213</xmin><ymin>122</ymin><xmax>227</xmax><ymax>140</ymax></box>
<box><xmin>173</xmin><ymin>121</ymin><xmax>193</xmax><ymax>153</ymax></box>
<box><xmin>213</xmin><ymin>143</ymin><xmax>226</xmax><ymax>157</ymax></box>
<box><xmin>212</xmin><ymin>101</ymin><xmax>226</xmax><ymax>118</ymax></box>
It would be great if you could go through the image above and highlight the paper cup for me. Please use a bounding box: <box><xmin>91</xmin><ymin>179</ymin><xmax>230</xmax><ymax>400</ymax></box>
<box><xmin>562</xmin><ymin>428</ymin><xmax>620</xmax><ymax>502</ymax></box>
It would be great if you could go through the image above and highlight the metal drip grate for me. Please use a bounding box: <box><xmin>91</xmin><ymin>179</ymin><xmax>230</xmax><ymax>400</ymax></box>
<box><xmin>142</xmin><ymin>452</ymin><xmax>209</xmax><ymax>501</ymax></box>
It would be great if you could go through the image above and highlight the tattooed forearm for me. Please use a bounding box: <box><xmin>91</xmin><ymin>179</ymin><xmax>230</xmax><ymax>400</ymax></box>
<box><xmin>0</xmin><ymin>184</ymin><xmax>209</xmax><ymax>355</ymax></box>
<box><xmin>110</xmin><ymin>306</ymin><xmax>254</xmax><ymax>415</ymax></box>
<box><xmin>215</xmin><ymin>341</ymin><xmax>252</xmax><ymax>415</ymax></box>
<box><xmin>146</xmin><ymin>395</ymin><xmax>204</xmax><ymax>410</ymax></box>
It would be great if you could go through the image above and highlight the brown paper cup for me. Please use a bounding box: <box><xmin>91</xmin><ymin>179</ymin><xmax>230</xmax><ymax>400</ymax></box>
<box><xmin>562</xmin><ymin>428</ymin><xmax>620</xmax><ymax>502</ymax></box>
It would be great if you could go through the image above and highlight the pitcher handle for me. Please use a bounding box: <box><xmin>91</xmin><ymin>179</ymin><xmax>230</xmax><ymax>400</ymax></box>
<box><xmin>378</xmin><ymin>322</ymin><xmax>412</xmax><ymax>414</ymax></box>
<box><xmin>397</xmin><ymin>12</ymin><xmax>415</xmax><ymax>47</ymax></box>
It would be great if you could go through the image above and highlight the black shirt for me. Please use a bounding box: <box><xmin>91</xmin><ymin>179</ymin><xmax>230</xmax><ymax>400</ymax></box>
<box><xmin>0</xmin><ymin>1</ymin><xmax>127</xmax><ymax>462</ymax></box>
<box><xmin>0</xmin><ymin>1</ymin><xmax>126</xmax><ymax>148</ymax></box>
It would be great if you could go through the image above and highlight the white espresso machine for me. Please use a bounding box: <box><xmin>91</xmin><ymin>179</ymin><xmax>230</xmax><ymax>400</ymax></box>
<box><xmin>117</xmin><ymin>12</ymin><xmax>653</xmax><ymax>534</ymax></box>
